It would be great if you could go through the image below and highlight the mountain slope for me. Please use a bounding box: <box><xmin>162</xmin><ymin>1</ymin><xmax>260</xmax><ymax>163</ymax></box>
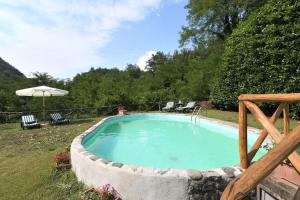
<box><xmin>0</xmin><ymin>57</ymin><xmax>25</xmax><ymax>79</ymax></box>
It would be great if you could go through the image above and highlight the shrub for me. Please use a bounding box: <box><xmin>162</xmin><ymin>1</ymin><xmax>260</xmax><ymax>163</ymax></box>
<box><xmin>199</xmin><ymin>101</ymin><xmax>214</xmax><ymax>109</ymax></box>
<box><xmin>53</xmin><ymin>151</ymin><xmax>70</xmax><ymax>164</ymax></box>
<box><xmin>81</xmin><ymin>184</ymin><xmax>121</xmax><ymax>200</ymax></box>
<box><xmin>211</xmin><ymin>0</ymin><xmax>300</xmax><ymax>114</ymax></box>
<box><xmin>95</xmin><ymin>184</ymin><xmax>121</xmax><ymax>200</ymax></box>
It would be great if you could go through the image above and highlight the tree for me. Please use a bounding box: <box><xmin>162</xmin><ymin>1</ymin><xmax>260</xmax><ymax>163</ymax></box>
<box><xmin>125</xmin><ymin>64</ymin><xmax>141</xmax><ymax>79</ymax></box>
<box><xmin>180</xmin><ymin>0</ymin><xmax>266</xmax><ymax>47</ymax></box>
<box><xmin>30</xmin><ymin>72</ymin><xmax>56</xmax><ymax>85</ymax></box>
<box><xmin>145</xmin><ymin>52</ymin><xmax>168</xmax><ymax>73</ymax></box>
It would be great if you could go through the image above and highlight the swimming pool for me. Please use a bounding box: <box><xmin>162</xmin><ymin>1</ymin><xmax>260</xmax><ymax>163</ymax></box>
<box><xmin>71</xmin><ymin>114</ymin><xmax>265</xmax><ymax>200</ymax></box>
<box><xmin>83</xmin><ymin>114</ymin><xmax>264</xmax><ymax>170</ymax></box>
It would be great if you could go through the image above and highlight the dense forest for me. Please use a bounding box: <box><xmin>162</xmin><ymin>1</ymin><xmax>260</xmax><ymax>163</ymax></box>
<box><xmin>1</xmin><ymin>0</ymin><xmax>300</xmax><ymax>117</ymax></box>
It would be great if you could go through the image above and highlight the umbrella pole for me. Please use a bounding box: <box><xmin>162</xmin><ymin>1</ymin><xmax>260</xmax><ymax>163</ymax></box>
<box><xmin>43</xmin><ymin>92</ymin><xmax>45</xmax><ymax>121</ymax></box>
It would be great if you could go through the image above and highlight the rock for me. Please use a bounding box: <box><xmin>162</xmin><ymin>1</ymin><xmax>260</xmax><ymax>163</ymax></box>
<box><xmin>187</xmin><ymin>170</ymin><xmax>204</xmax><ymax>180</ymax></box>
<box><xmin>222</xmin><ymin>167</ymin><xmax>235</xmax><ymax>178</ymax></box>
<box><xmin>101</xmin><ymin>159</ymin><xmax>112</xmax><ymax>164</ymax></box>
<box><xmin>112</xmin><ymin>162</ymin><xmax>123</xmax><ymax>168</ymax></box>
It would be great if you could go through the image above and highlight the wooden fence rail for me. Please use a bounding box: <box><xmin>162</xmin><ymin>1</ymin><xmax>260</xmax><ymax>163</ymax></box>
<box><xmin>0</xmin><ymin>102</ymin><xmax>162</xmax><ymax>123</ymax></box>
<box><xmin>0</xmin><ymin>106</ymin><xmax>119</xmax><ymax>123</ymax></box>
<box><xmin>221</xmin><ymin>93</ymin><xmax>300</xmax><ymax>200</ymax></box>
<box><xmin>221</xmin><ymin>123</ymin><xmax>300</xmax><ymax>200</ymax></box>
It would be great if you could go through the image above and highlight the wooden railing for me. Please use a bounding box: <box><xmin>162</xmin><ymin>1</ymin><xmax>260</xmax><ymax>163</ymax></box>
<box><xmin>221</xmin><ymin>93</ymin><xmax>300</xmax><ymax>200</ymax></box>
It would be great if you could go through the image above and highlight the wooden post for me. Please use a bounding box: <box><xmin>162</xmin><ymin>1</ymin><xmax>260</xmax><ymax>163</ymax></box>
<box><xmin>243</xmin><ymin>100</ymin><xmax>300</xmax><ymax>173</ymax></box>
<box><xmin>247</xmin><ymin>103</ymin><xmax>285</xmax><ymax>161</ymax></box>
<box><xmin>283</xmin><ymin>103</ymin><xmax>290</xmax><ymax>136</ymax></box>
<box><xmin>239</xmin><ymin>101</ymin><xmax>248</xmax><ymax>169</ymax></box>
<box><xmin>221</xmin><ymin>123</ymin><xmax>300</xmax><ymax>200</ymax></box>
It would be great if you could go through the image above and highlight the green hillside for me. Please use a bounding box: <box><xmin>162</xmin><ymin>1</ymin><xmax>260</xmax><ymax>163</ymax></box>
<box><xmin>0</xmin><ymin>57</ymin><xmax>27</xmax><ymax>112</ymax></box>
<box><xmin>0</xmin><ymin>57</ymin><xmax>25</xmax><ymax>80</ymax></box>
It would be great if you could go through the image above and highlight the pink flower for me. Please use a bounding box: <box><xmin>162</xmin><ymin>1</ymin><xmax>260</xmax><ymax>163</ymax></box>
<box><xmin>53</xmin><ymin>151</ymin><xmax>70</xmax><ymax>164</ymax></box>
<box><xmin>95</xmin><ymin>184</ymin><xmax>121</xmax><ymax>200</ymax></box>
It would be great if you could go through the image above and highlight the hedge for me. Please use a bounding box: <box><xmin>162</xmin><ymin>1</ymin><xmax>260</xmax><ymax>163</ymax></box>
<box><xmin>211</xmin><ymin>0</ymin><xmax>300</xmax><ymax>117</ymax></box>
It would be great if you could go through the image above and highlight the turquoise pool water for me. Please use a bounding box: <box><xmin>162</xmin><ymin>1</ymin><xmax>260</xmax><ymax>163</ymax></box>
<box><xmin>83</xmin><ymin>114</ymin><xmax>265</xmax><ymax>170</ymax></box>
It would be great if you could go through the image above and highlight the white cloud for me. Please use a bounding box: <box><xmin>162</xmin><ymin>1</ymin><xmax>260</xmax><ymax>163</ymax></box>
<box><xmin>0</xmin><ymin>0</ymin><xmax>163</xmax><ymax>78</ymax></box>
<box><xmin>137</xmin><ymin>50</ymin><xmax>157</xmax><ymax>71</ymax></box>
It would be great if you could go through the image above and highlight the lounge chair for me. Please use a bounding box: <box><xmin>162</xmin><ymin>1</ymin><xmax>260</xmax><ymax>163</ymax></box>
<box><xmin>21</xmin><ymin>115</ymin><xmax>41</xmax><ymax>129</ymax></box>
<box><xmin>176</xmin><ymin>101</ymin><xmax>197</xmax><ymax>112</ymax></box>
<box><xmin>49</xmin><ymin>113</ymin><xmax>70</xmax><ymax>125</ymax></box>
<box><xmin>162</xmin><ymin>101</ymin><xmax>175</xmax><ymax>112</ymax></box>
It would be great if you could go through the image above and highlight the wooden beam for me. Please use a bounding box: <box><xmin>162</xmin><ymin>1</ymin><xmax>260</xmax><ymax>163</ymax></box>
<box><xmin>247</xmin><ymin>103</ymin><xmax>286</xmax><ymax>161</ymax></box>
<box><xmin>239</xmin><ymin>101</ymin><xmax>248</xmax><ymax>168</ymax></box>
<box><xmin>221</xmin><ymin>123</ymin><xmax>300</xmax><ymax>200</ymax></box>
<box><xmin>243</xmin><ymin>100</ymin><xmax>300</xmax><ymax>173</ymax></box>
<box><xmin>283</xmin><ymin>104</ymin><xmax>290</xmax><ymax>136</ymax></box>
<box><xmin>239</xmin><ymin>93</ymin><xmax>300</xmax><ymax>102</ymax></box>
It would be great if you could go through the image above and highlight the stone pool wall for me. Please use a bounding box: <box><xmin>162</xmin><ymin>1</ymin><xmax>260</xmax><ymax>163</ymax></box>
<box><xmin>71</xmin><ymin>116</ymin><xmax>245</xmax><ymax>200</ymax></box>
<box><xmin>187</xmin><ymin>168</ymin><xmax>242</xmax><ymax>200</ymax></box>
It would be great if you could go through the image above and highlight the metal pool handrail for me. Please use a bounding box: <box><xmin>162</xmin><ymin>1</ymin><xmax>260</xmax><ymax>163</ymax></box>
<box><xmin>191</xmin><ymin>106</ymin><xmax>207</xmax><ymax>122</ymax></box>
<box><xmin>190</xmin><ymin>106</ymin><xmax>199</xmax><ymax>121</ymax></box>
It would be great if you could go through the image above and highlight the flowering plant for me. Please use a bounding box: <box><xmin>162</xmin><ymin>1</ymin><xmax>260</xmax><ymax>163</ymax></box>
<box><xmin>53</xmin><ymin>151</ymin><xmax>70</xmax><ymax>164</ymax></box>
<box><xmin>95</xmin><ymin>184</ymin><xmax>121</xmax><ymax>200</ymax></box>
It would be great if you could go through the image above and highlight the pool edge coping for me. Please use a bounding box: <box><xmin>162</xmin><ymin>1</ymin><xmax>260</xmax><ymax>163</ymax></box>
<box><xmin>71</xmin><ymin>113</ymin><xmax>250</xmax><ymax>181</ymax></box>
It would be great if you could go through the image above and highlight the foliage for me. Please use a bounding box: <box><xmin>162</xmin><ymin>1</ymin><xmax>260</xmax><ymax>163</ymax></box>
<box><xmin>0</xmin><ymin>118</ymin><xmax>101</xmax><ymax>200</ymax></box>
<box><xmin>0</xmin><ymin>0</ymin><xmax>265</xmax><ymax>114</ymax></box>
<box><xmin>1</xmin><ymin>112</ymin><xmax>299</xmax><ymax>199</ymax></box>
<box><xmin>180</xmin><ymin>0</ymin><xmax>266</xmax><ymax>47</ymax></box>
<box><xmin>81</xmin><ymin>185</ymin><xmax>121</xmax><ymax>200</ymax></box>
<box><xmin>211</xmin><ymin>0</ymin><xmax>300</xmax><ymax>113</ymax></box>
<box><xmin>145</xmin><ymin>51</ymin><xmax>169</xmax><ymax>72</ymax></box>
<box><xmin>0</xmin><ymin>0</ymin><xmax>298</xmax><ymax>119</ymax></box>
<box><xmin>0</xmin><ymin>57</ymin><xmax>25</xmax><ymax>78</ymax></box>
<box><xmin>0</xmin><ymin>70</ymin><xmax>72</xmax><ymax>114</ymax></box>
<box><xmin>49</xmin><ymin>169</ymin><xmax>86</xmax><ymax>200</ymax></box>
<box><xmin>53</xmin><ymin>151</ymin><xmax>70</xmax><ymax>164</ymax></box>
<box><xmin>68</xmin><ymin>47</ymin><xmax>222</xmax><ymax>110</ymax></box>
<box><xmin>95</xmin><ymin>184</ymin><xmax>121</xmax><ymax>200</ymax></box>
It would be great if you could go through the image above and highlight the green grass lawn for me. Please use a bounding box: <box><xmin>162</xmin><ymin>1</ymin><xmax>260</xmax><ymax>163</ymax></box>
<box><xmin>204</xmin><ymin>109</ymin><xmax>299</xmax><ymax>132</ymax></box>
<box><xmin>0</xmin><ymin>118</ymin><xmax>101</xmax><ymax>200</ymax></box>
<box><xmin>0</xmin><ymin>110</ymin><xmax>298</xmax><ymax>200</ymax></box>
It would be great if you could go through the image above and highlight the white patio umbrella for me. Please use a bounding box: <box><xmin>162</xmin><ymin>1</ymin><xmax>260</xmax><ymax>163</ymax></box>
<box><xmin>16</xmin><ymin>85</ymin><xmax>69</xmax><ymax>121</ymax></box>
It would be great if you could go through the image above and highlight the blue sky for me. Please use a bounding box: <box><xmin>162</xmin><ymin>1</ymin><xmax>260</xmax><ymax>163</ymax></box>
<box><xmin>0</xmin><ymin>0</ymin><xmax>188</xmax><ymax>78</ymax></box>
